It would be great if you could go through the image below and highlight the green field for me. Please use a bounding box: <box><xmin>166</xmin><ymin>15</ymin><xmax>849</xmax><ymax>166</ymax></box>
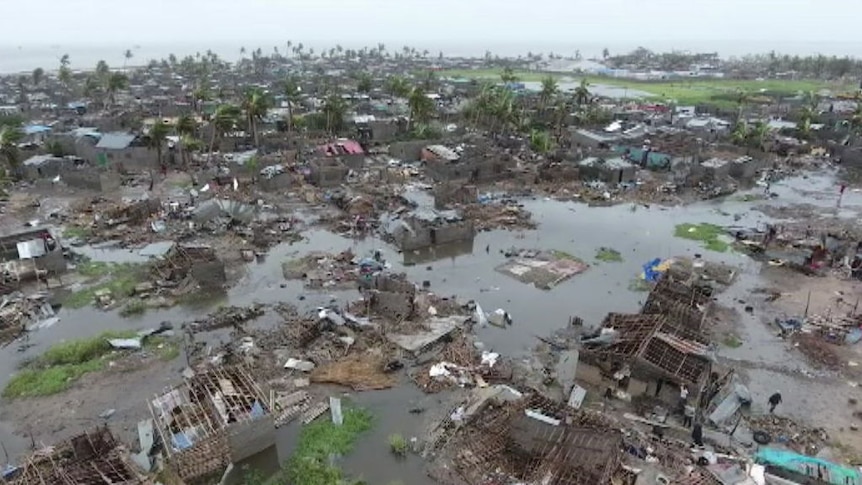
<box><xmin>440</xmin><ymin>68</ymin><xmax>841</xmax><ymax>106</ymax></box>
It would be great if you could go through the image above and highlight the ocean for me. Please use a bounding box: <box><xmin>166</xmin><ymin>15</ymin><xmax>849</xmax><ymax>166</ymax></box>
<box><xmin>4</xmin><ymin>40</ymin><xmax>862</xmax><ymax>75</ymax></box>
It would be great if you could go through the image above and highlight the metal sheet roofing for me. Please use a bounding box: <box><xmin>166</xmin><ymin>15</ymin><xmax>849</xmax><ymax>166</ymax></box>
<box><xmin>95</xmin><ymin>132</ymin><xmax>136</xmax><ymax>150</ymax></box>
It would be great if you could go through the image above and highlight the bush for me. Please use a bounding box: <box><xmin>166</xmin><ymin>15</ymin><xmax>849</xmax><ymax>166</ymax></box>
<box><xmin>388</xmin><ymin>433</ymin><xmax>409</xmax><ymax>457</ymax></box>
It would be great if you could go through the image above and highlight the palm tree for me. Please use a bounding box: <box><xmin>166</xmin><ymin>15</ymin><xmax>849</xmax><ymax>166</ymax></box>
<box><xmin>0</xmin><ymin>124</ymin><xmax>24</xmax><ymax>172</ymax></box>
<box><xmin>500</xmin><ymin>67</ymin><xmax>519</xmax><ymax>84</ymax></box>
<box><xmin>747</xmin><ymin>121</ymin><xmax>770</xmax><ymax>151</ymax></box>
<box><xmin>179</xmin><ymin>135</ymin><xmax>203</xmax><ymax>170</ymax></box>
<box><xmin>208</xmin><ymin>104</ymin><xmax>241</xmax><ymax>161</ymax></box>
<box><xmin>148</xmin><ymin>122</ymin><xmax>170</xmax><ymax>167</ymax></box>
<box><xmin>192</xmin><ymin>84</ymin><xmax>211</xmax><ymax>114</ymax></box>
<box><xmin>539</xmin><ymin>76</ymin><xmax>558</xmax><ymax>116</ymax></box>
<box><xmin>356</xmin><ymin>73</ymin><xmax>373</xmax><ymax>93</ymax></box>
<box><xmin>735</xmin><ymin>89</ymin><xmax>750</xmax><ymax>122</ymax></box>
<box><xmin>407</xmin><ymin>87</ymin><xmax>435</xmax><ymax>131</ymax></box>
<box><xmin>106</xmin><ymin>72</ymin><xmax>129</xmax><ymax>106</ymax></box>
<box><xmin>573</xmin><ymin>79</ymin><xmax>591</xmax><ymax>106</ymax></box>
<box><xmin>31</xmin><ymin>67</ymin><xmax>44</xmax><ymax>87</ymax></box>
<box><xmin>241</xmin><ymin>88</ymin><xmax>270</xmax><ymax>147</ymax></box>
<box><xmin>176</xmin><ymin>114</ymin><xmax>197</xmax><ymax>138</ymax></box>
<box><xmin>283</xmin><ymin>77</ymin><xmax>302</xmax><ymax>138</ymax></box>
<box><xmin>385</xmin><ymin>76</ymin><xmax>411</xmax><ymax>98</ymax></box>
<box><xmin>602</xmin><ymin>48</ymin><xmax>610</xmax><ymax>60</ymax></box>
<box><xmin>95</xmin><ymin>60</ymin><xmax>110</xmax><ymax>80</ymax></box>
<box><xmin>59</xmin><ymin>54</ymin><xmax>70</xmax><ymax>67</ymax></box>
<box><xmin>322</xmin><ymin>94</ymin><xmax>347</xmax><ymax>134</ymax></box>
<box><xmin>123</xmin><ymin>49</ymin><xmax>133</xmax><ymax>69</ymax></box>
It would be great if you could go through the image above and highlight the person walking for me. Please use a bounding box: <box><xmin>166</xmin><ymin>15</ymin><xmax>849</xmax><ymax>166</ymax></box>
<box><xmin>692</xmin><ymin>422</ymin><xmax>704</xmax><ymax>448</ymax></box>
<box><xmin>768</xmin><ymin>391</ymin><xmax>782</xmax><ymax>413</ymax></box>
<box><xmin>838</xmin><ymin>184</ymin><xmax>847</xmax><ymax>208</ymax></box>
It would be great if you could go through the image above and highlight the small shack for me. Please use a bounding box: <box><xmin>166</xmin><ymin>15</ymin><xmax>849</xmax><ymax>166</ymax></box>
<box><xmin>578</xmin><ymin>157</ymin><xmax>636</xmax><ymax>184</ymax></box>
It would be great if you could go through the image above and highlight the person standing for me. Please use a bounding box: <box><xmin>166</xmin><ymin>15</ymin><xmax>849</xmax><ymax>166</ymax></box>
<box><xmin>692</xmin><ymin>422</ymin><xmax>704</xmax><ymax>448</ymax></box>
<box><xmin>838</xmin><ymin>184</ymin><xmax>847</xmax><ymax>208</ymax></box>
<box><xmin>768</xmin><ymin>391</ymin><xmax>782</xmax><ymax>413</ymax></box>
<box><xmin>678</xmin><ymin>385</ymin><xmax>689</xmax><ymax>414</ymax></box>
<box><xmin>683</xmin><ymin>404</ymin><xmax>695</xmax><ymax>428</ymax></box>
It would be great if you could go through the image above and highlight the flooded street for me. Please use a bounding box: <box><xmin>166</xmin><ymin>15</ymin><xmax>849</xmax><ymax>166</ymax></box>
<box><xmin>2</xmin><ymin>170</ymin><xmax>861</xmax><ymax>482</ymax></box>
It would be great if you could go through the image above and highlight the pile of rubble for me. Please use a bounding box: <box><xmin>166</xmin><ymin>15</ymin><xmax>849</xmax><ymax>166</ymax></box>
<box><xmin>282</xmin><ymin>249</ymin><xmax>386</xmax><ymax>290</ymax></box>
<box><xmin>188</xmin><ymin>303</ymin><xmax>266</xmax><ymax>333</ymax></box>
<box><xmin>461</xmin><ymin>201</ymin><xmax>536</xmax><ymax>231</ymax></box>
<box><xmin>411</xmin><ymin>331</ymin><xmax>512</xmax><ymax>393</ymax></box>
<box><xmin>746</xmin><ymin>415</ymin><xmax>829</xmax><ymax>454</ymax></box>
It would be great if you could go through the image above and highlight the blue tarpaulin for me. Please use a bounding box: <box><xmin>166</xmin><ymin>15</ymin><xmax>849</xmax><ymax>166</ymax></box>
<box><xmin>642</xmin><ymin>258</ymin><xmax>663</xmax><ymax>283</ymax></box>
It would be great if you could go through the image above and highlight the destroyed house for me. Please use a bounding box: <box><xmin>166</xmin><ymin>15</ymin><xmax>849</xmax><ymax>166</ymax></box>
<box><xmin>0</xmin><ymin>226</ymin><xmax>66</xmax><ymax>294</ymax></box>
<box><xmin>422</xmin><ymin>145</ymin><xmax>516</xmax><ymax>183</ymax></box>
<box><xmin>151</xmin><ymin>244</ymin><xmax>226</xmax><ymax>289</ymax></box>
<box><xmin>318</xmin><ymin>139</ymin><xmax>365</xmax><ymax>169</ymax></box>
<box><xmin>439</xmin><ymin>388</ymin><xmax>624</xmax><ymax>485</ymax></box>
<box><xmin>1</xmin><ymin>426</ymin><xmax>141</xmax><ymax>485</ymax></box>
<box><xmin>578</xmin><ymin>156</ymin><xmax>636</xmax><ymax>184</ymax></box>
<box><xmin>642</xmin><ymin>277</ymin><xmax>712</xmax><ymax>332</ymax></box>
<box><xmin>386</xmin><ymin>209</ymin><xmax>476</xmax><ymax>251</ymax></box>
<box><xmin>580</xmin><ymin>313</ymin><xmax>712</xmax><ymax>398</ymax></box>
<box><xmin>308</xmin><ymin>157</ymin><xmax>349</xmax><ymax>187</ymax></box>
<box><xmin>149</xmin><ymin>365</ymin><xmax>273</xmax><ymax>483</ymax></box>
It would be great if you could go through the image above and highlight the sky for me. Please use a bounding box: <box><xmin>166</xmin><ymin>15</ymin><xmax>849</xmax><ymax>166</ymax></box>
<box><xmin>5</xmin><ymin>0</ymin><xmax>862</xmax><ymax>47</ymax></box>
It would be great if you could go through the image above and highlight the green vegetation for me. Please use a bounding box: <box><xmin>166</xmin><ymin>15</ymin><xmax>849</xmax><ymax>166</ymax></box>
<box><xmin>550</xmin><ymin>250</ymin><xmax>583</xmax><ymax>262</ymax></box>
<box><xmin>282</xmin><ymin>407</ymin><xmax>373</xmax><ymax>485</ymax></box>
<box><xmin>628</xmin><ymin>278</ymin><xmax>652</xmax><ymax>292</ymax></box>
<box><xmin>62</xmin><ymin>225</ymin><xmax>92</xmax><ymax>240</ymax></box>
<box><xmin>595</xmin><ymin>247</ymin><xmax>623</xmax><ymax>263</ymax></box>
<box><xmin>387</xmin><ymin>433</ymin><xmax>409</xmax><ymax>457</ymax></box>
<box><xmin>3</xmin><ymin>330</ymin><xmax>178</xmax><ymax>398</ymax></box>
<box><xmin>120</xmin><ymin>299</ymin><xmax>147</xmax><ymax>317</ymax></box>
<box><xmin>440</xmin><ymin>68</ymin><xmax>838</xmax><ymax>107</ymax></box>
<box><xmin>64</xmin><ymin>262</ymin><xmax>145</xmax><ymax>309</ymax></box>
<box><xmin>723</xmin><ymin>333</ymin><xmax>743</xmax><ymax>348</ymax></box>
<box><xmin>674</xmin><ymin>223</ymin><xmax>730</xmax><ymax>253</ymax></box>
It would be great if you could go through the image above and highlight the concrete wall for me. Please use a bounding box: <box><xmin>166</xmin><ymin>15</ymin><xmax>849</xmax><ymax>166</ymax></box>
<box><xmin>395</xmin><ymin>219</ymin><xmax>475</xmax><ymax>251</ymax></box>
<box><xmin>433</xmin><ymin>184</ymin><xmax>478</xmax><ymax>209</ymax></box>
<box><xmin>226</xmin><ymin>416</ymin><xmax>275</xmax><ymax>462</ymax></box>
<box><xmin>426</xmin><ymin>158</ymin><xmax>515</xmax><ymax>183</ymax></box>
<box><xmin>578</xmin><ymin>165</ymin><xmax>636</xmax><ymax>184</ymax></box>
<box><xmin>309</xmin><ymin>159</ymin><xmax>348</xmax><ymax>187</ymax></box>
<box><xmin>258</xmin><ymin>172</ymin><xmax>295</xmax><ymax>192</ymax></box>
<box><xmin>59</xmin><ymin>168</ymin><xmax>122</xmax><ymax>192</ymax></box>
<box><xmin>388</xmin><ymin>140</ymin><xmax>434</xmax><ymax>161</ymax></box>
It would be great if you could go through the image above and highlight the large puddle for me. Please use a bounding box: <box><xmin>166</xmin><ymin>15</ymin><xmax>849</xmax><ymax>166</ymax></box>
<box><xmin>2</xmin><ymin>170</ymin><xmax>859</xmax><ymax>477</ymax></box>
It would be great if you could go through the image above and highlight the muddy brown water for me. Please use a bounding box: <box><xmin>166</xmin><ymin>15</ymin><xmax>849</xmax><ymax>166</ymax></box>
<box><xmin>2</xmin><ymin>170</ymin><xmax>860</xmax><ymax>480</ymax></box>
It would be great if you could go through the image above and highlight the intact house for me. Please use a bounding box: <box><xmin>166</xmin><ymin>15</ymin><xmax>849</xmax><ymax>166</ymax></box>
<box><xmin>75</xmin><ymin>132</ymin><xmax>159</xmax><ymax>172</ymax></box>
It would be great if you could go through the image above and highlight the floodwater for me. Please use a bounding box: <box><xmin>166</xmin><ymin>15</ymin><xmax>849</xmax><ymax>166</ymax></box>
<box><xmin>1</xmin><ymin>170</ymin><xmax>860</xmax><ymax>478</ymax></box>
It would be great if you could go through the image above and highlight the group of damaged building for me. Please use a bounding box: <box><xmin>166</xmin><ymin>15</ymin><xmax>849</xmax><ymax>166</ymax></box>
<box><xmin>419</xmin><ymin>260</ymin><xmax>859</xmax><ymax>485</ymax></box>
<box><xmin>1</xmin><ymin>252</ymin><xmax>857</xmax><ymax>485</ymax></box>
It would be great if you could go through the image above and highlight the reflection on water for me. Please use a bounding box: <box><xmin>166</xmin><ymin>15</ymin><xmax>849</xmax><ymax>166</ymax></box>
<box><xmin>402</xmin><ymin>238</ymin><xmax>475</xmax><ymax>265</ymax></box>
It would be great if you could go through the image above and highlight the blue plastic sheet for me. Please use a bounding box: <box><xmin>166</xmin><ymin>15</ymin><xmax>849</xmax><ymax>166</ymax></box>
<box><xmin>756</xmin><ymin>448</ymin><xmax>861</xmax><ymax>485</ymax></box>
<box><xmin>642</xmin><ymin>258</ymin><xmax>663</xmax><ymax>283</ymax></box>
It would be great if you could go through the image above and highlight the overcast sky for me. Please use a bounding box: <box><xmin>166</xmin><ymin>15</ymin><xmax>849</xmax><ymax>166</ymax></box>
<box><xmin>5</xmin><ymin>0</ymin><xmax>862</xmax><ymax>46</ymax></box>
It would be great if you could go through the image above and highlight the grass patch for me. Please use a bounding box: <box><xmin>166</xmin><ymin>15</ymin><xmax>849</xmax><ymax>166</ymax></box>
<box><xmin>63</xmin><ymin>262</ymin><xmax>145</xmax><ymax>309</ymax></box>
<box><xmin>628</xmin><ymin>278</ymin><xmax>652</xmax><ymax>292</ymax></box>
<box><xmin>550</xmin><ymin>250</ymin><xmax>583</xmax><ymax>262</ymax></box>
<box><xmin>439</xmin><ymin>68</ymin><xmax>840</xmax><ymax>107</ymax></box>
<box><xmin>674</xmin><ymin>223</ymin><xmax>730</xmax><ymax>253</ymax></box>
<box><xmin>284</xmin><ymin>407</ymin><xmax>373</xmax><ymax>485</ymax></box>
<box><xmin>3</xmin><ymin>330</ymin><xmax>171</xmax><ymax>398</ymax></box>
<box><xmin>722</xmin><ymin>334</ymin><xmax>743</xmax><ymax>348</ymax></box>
<box><xmin>388</xmin><ymin>433</ymin><xmax>409</xmax><ymax>457</ymax></box>
<box><xmin>731</xmin><ymin>193</ymin><xmax>766</xmax><ymax>202</ymax></box>
<box><xmin>62</xmin><ymin>225</ymin><xmax>92</xmax><ymax>239</ymax></box>
<box><xmin>595</xmin><ymin>247</ymin><xmax>623</xmax><ymax>263</ymax></box>
<box><xmin>120</xmin><ymin>299</ymin><xmax>147</xmax><ymax>317</ymax></box>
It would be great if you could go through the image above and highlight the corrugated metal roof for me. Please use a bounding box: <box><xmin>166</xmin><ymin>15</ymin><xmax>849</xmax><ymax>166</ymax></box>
<box><xmin>95</xmin><ymin>132</ymin><xmax>136</xmax><ymax>150</ymax></box>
